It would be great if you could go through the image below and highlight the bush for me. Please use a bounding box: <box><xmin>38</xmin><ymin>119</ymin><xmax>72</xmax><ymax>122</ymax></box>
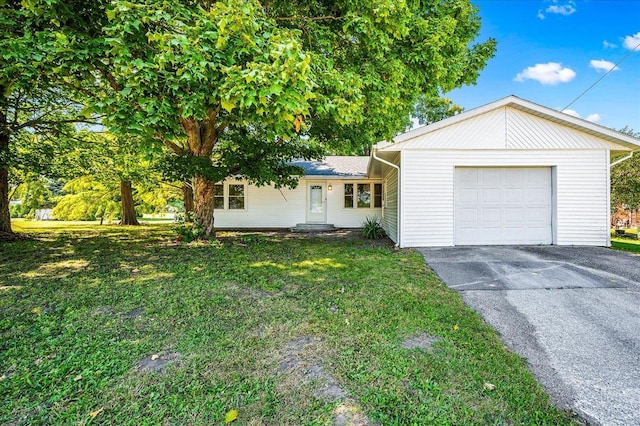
<box><xmin>362</xmin><ymin>216</ymin><xmax>385</xmax><ymax>239</ymax></box>
<box><xmin>174</xmin><ymin>212</ymin><xmax>208</xmax><ymax>242</ymax></box>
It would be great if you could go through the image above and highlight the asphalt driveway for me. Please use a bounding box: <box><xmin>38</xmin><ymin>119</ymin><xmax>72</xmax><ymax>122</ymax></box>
<box><xmin>418</xmin><ymin>246</ymin><xmax>640</xmax><ymax>426</ymax></box>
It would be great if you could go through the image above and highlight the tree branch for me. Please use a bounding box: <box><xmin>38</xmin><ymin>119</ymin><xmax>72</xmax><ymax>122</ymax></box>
<box><xmin>46</xmin><ymin>72</ymin><xmax>95</xmax><ymax>97</ymax></box>
<box><xmin>12</xmin><ymin>117</ymin><xmax>101</xmax><ymax>132</ymax></box>
<box><xmin>275</xmin><ymin>15</ymin><xmax>343</xmax><ymax>22</ymax></box>
<box><xmin>155</xmin><ymin>132</ymin><xmax>185</xmax><ymax>155</ymax></box>
<box><xmin>93</xmin><ymin>61</ymin><xmax>123</xmax><ymax>92</ymax></box>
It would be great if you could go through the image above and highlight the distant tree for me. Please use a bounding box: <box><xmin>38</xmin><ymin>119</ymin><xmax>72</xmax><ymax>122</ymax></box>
<box><xmin>55</xmin><ymin>131</ymin><xmax>171</xmax><ymax>225</ymax></box>
<box><xmin>611</xmin><ymin>127</ymin><xmax>640</xmax><ymax>219</ymax></box>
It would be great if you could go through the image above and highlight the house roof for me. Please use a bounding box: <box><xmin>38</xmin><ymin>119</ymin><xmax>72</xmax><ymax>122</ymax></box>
<box><xmin>378</xmin><ymin>95</ymin><xmax>640</xmax><ymax>152</ymax></box>
<box><xmin>291</xmin><ymin>156</ymin><xmax>370</xmax><ymax>178</ymax></box>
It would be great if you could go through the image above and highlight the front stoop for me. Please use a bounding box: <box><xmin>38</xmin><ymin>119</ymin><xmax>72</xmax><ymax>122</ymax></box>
<box><xmin>291</xmin><ymin>223</ymin><xmax>338</xmax><ymax>233</ymax></box>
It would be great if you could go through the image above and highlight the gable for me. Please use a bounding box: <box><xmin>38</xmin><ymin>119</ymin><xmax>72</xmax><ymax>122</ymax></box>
<box><xmin>382</xmin><ymin>96</ymin><xmax>640</xmax><ymax>153</ymax></box>
<box><xmin>505</xmin><ymin>108</ymin><xmax>625</xmax><ymax>150</ymax></box>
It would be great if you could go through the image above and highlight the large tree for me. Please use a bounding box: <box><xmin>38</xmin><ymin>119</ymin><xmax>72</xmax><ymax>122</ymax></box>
<box><xmin>26</xmin><ymin>0</ymin><xmax>496</xmax><ymax>236</ymax></box>
<box><xmin>0</xmin><ymin>2</ymin><xmax>95</xmax><ymax>239</ymax></box>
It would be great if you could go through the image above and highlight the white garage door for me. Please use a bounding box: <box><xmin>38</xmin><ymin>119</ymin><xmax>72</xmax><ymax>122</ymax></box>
<box><xmin>455</xmin><ymin>167</ymin><xmax>552</xmax><ymax>245</ymax></box>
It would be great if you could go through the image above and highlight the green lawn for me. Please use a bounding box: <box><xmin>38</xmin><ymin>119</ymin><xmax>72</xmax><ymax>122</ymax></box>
<box><xmin>1</xmin><ymin>222</ymin><xmax>578</xmax><ymax>425</ymax></box>
<box><xmin>611</xmin><ymin>238</ymin><xmax>640</xmax><ymax>253</ymax></box>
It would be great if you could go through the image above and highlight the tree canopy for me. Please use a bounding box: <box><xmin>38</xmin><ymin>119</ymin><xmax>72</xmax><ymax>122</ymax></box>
<box><xmin>9</xmin><ymin>0</ymin><xmax>496</xmax><ymax>237</ymax></box>
<box><xmin>611</xmin><ymin>127</ymin><xmax>640</xmax><ymax>213</ymax></box>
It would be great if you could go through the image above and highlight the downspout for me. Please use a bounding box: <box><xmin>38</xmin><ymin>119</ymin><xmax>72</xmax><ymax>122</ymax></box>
<box><xmin>372</xmin><ymin>148</ymin><xmax>401</xmax><ymax>247</ymax></box>
<box><xmin>610</xmin><ymin>151</ymin><xmax>635</xmax><ymax>168</ymax></box>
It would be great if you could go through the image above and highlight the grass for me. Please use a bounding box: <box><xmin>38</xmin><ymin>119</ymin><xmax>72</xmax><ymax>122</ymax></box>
<box><xmin>1</xmin><ymin>221</ymin><xmax>578</xmax><ymax>425</ymax></box>
<box><xmin>610</xmin><ymin>228</ymin><xmax>640</xmax><ymax>253</ymax></box>
<box><xmin>611</xmin><ymin>238</ymin><xmax>640</xmax><ymax>253</ymax></box>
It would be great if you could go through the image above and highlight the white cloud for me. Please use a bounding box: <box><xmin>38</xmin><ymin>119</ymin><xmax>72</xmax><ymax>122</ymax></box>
<box><xmin>589</xmin><ymin>59</ymin><xmax>620</xmax><ymax>73</ymax></box>
<box><xmin>586</xmin><ymin>113</ymin><xmax>601</xmax><ymax>123</ymax></box>
<box><xmin>514</xmin><ymin>62</ymin><xmax>576</xmax><ymax>85</ymax></box>
<box><xmin>562</xmin><ymin>109</ymin><xmax>580</xmax><ymax>118</ymax></box>
<box><xmin>561</xmin><ymin>109</ymin><xmax>601</xmax><ymax>123</ymax></box>
<box><xmin>623</xmin><ymin>32</ymin><xmax>640</xmax><ymax>50</ymax></box>
<box><xmin>545</xmin><ymin>1</ymin><xmax>576</xmax><ymax>16</ymax></box>
<box><xmin>603</xmin><ymin>40</ymin><xmax>617</xmax><ymax>49</ymax></box>
<box><xmin>537</xmin><ymin>9</ymin><xmax>546</xmax><ymax>19</ymax></box>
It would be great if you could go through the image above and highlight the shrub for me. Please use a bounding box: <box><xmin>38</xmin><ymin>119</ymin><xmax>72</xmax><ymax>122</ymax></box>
<box><xmin>362</xmin><ymin>216</ymin><xmax>385</xmax><ymax>239</ymax></box>
<box><xmin>174</xmin><ymin>212</ymin><xmax>208</xmax><ymax>242</ymax></box>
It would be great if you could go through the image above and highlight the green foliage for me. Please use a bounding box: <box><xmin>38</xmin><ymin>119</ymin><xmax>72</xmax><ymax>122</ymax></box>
<box><xmin>174</xmin><ymin>212</ymin><xmax>209</xmax><ymax>242</ymax></box>
<box><xmin>362</xmin><ymin>216</ymin><xmax>385</xmax><ymax>239</ymax></box>
<box><xmin>13</xmin><ymin>0</ymin><xmax>496</xmax><ymax>234</ymax></box>
<box><xmin>1</xmin><ymin>224</ymin><xmax>576</xmax><ymax>424</ymax></box>
<box><xmin>22</xmin><ymin>0</ymin><xmax>495</xmax><ymax>173</ymax></box>
<box><xmin>611</xmin><ymin>127</ymin><xmax>640</xmax><ymax>210</ymax></box>
<box><xmin>52</xmin><ymin>176</ymin><xmax>120</xmax><ymax>221</ymax></box>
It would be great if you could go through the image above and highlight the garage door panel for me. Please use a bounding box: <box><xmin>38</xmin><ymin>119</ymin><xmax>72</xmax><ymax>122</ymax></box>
<box><xmin>482</xmin><ymin>188</ymin><xmax>501</xmax><ymax>203</ymax></box>
<box><xmin>457</xmin><ymin>206</ymin><xmax>479</xmax><ymax>220</ymax></box>
<box><xmin>458</xmin><ymin>188</ymin><xmax>478</xmax><ymax>204</ymax></box>
<box><xmin>527</xmin><ymin>188</ymin><xmax>549</xmax><ymax>203</ymax></box>
<box><xmin>481</xmin><ymin>169</ymin><xmax>501</xmax><ymax>185</ymax></box>
<box><xmin>504</xmin><ymin>189</ymin><xmax>524</xmax><ymax>203</ymax></box>
<box><xmin>504</xmin><ymin>169</ymin><xmax>524</xmax><ymax>185</ymax></box>
<box><xmin>504</xmin><ymin>207</ymin><xmax>525</xmax><ymax>222</ymax></box>
<box><xmin>455</xmin><ymin>167</ymin><xmax>552</xmax><ymax>245</ymax></box>
<box><xmin>481</xmin><ymin>208</ymin><xmax>501</xmax><ymax>223</ymax></box>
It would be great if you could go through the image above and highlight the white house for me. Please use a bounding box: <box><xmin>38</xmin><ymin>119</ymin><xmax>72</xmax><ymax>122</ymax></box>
<box><xmin>214</xmin><ymin>96</ymin><xmax>640</xmax><ymax>247</ymax></box>
<box><xmin>214</xmin><ymin>156</ymin><xmax>383</xmax><ymax>229</ymax></box>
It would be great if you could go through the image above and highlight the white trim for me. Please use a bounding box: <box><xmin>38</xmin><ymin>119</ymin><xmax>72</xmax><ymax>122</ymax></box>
<box><xmin>306</xmin><ymin>181</ymin><xmax>327</xmax><ymax>224</ymax></box>
<box><xmin>372</xmin><ymin>148</ymin><xmax>401</xmax><ymax>247</ymax></box>
<box><xmin>606</xmin><ymin>150</ymin><xmax>611</xmax><ymax>247</ymax></box>
<box><xmin>214</xmin><ymin>182</ymin><xmax>247</xmax><ymax>211</ymax></box>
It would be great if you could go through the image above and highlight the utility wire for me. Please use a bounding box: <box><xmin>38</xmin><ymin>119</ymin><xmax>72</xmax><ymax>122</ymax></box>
<box><xmin>563</xmin><ymin>40</ymin><xmax>640</xmax><ymax>111</ymax></box>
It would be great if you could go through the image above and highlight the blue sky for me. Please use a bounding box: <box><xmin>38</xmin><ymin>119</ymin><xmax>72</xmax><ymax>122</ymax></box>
<box><xmin>448</xmin><ymin>0</ymin><xmax>640</xmax><ymax>132</ymax></box>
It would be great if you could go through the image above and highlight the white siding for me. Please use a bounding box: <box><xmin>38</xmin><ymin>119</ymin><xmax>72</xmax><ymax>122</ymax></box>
<box><xmin>396</xmin><ymin>108</ymin><xmax>507</xmax><ymax>150</ymax></box>
<box><xmin>382</xmin><ymin>166</ymin><xmax>399</xmax><ymax>243</ymax></box>
<box><xmin>400</xmin><ymin>150</ymin><xmax>609</xmax><ymax>247</ymax></box>
<box><xmin>389</xmin><ymin>106</ymin><xmax>629</xmax><ymax>152</ymax></box>
<box><xmin>506</xmin><ymin>109</ymin><xmax>623</xmax><ymax>150</ymax></box>
<box><xmin>214</xmin><ymin>181</ymin><xmax>306</xmax><ymax>228</ymax></box>
<box><xmin>214</xmin><ymin>178</ymin><xmax>381</xmax><ymax>229</ymax></box>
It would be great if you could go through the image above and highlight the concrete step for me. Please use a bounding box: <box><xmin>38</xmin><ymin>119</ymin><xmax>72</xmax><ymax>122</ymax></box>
<box><xmin>291</xmin><ymin>223</ymin><xmax>337</xmax><ymax>233</ymax></box>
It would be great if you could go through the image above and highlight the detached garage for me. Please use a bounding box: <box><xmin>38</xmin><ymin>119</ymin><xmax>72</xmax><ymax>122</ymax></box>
<box><xmin>370</xmin><ymin>96</ymin><xmax>640</xmax><ymax>248</ymax></box>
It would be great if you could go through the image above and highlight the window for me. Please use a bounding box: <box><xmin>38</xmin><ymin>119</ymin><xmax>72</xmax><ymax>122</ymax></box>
<box><xmin>357</xmin><ymin>183</ymin><xmax>371</xmax><ymax>208</ymax></box>
<box><xmin>214</xmin><ymin>184</ymin><xmax>224</xmax><ymax>209</ymax></box>
<box><xmin>344</xmin><ymin>184</ymin><xmax>354</xmax><ymax>208</ymax></box>
<box><xmin>343</xmin><ymin>182</ymin><xmax>382</xmax><ymax>208</ymax></box>
<box><xmin>374</xmin><ymin>183</ymin><xmax>382</xmax><ymax>208</ymax></box>
<box><xmin>212</xmin><ymin>183</ymin><xmax>246</xmax><ymax>210</ymax></box>
<box><xmin>228</xmin><ymin>184</ymin><xmax>245</xmax><ymax>209</ymax></box>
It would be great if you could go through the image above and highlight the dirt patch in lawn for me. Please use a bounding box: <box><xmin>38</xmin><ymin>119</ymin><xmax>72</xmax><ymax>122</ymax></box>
<box><xmin>135</xmin><ymin>351</ymin><xmax>181</xmax><ymax>373</ymax></box>
<box><xmin>277</xmin><ymin>336</ymin><xmax>375</xmax><ymax>424</ymax></box>
<box><xmin>122</xmin><ymin>307</ymin><xmax>144</xmax><ymax>319</ymax></box>
<box><xmin>401</xmin><ymin>332</ymin><xmax>440</xmax><ymax>351</ymax></box>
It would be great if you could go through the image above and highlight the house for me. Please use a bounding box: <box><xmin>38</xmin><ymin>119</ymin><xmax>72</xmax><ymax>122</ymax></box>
<box><xmin>213</xmin><ymin>156</ymin><xmax>382</xmax><ymax>229</ymax></box>
<box><xmin>214</xmin><ymin>96</ymin><xmax>640</xmax><ymax>247</ymax></box>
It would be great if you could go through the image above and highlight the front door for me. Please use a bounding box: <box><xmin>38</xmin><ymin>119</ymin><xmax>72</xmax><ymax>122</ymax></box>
<box><xmin>306</xmin><ymin>182</ymin><xmax>326</xmax><ymax>223</ymax></box>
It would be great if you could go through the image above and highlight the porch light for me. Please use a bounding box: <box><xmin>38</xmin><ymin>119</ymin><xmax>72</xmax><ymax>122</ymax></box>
<box><xmin>328</xmin><ymin>184</ymin><xmax>333</xmax><ymax>191</ymax></box>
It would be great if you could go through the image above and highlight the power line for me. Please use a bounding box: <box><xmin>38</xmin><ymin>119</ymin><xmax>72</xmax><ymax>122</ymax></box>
<box><xmin>563</xmin><ymin>40</ymin><xmax>640</xmax><ymax>111</ymax></box>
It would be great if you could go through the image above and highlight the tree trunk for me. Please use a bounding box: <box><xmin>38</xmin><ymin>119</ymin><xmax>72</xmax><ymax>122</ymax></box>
<box><xmin>183</xmin><ymin>182</ymin><xmax>194</xmax><ymax>219</ymax></box>
<box><xmin>193</xmin><ymin>175</ymin><xmax>216</xmax><ymax>237</ymax></box>
<box><xmin>120</xmin><ymin>180</ymin><xmax>140</xmax><ymax>226</ymax></box>
<box><xmin>0</xmin><ymin>106</ymin><xmax>13</xmax><ymax>238</ymax></box>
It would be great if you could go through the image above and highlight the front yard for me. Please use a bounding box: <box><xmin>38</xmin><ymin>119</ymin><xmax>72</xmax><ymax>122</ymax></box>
<box><xmin>1</xmin><ymin>222</ymin><xmax>577</xmax><ymax>424</ymax></box>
